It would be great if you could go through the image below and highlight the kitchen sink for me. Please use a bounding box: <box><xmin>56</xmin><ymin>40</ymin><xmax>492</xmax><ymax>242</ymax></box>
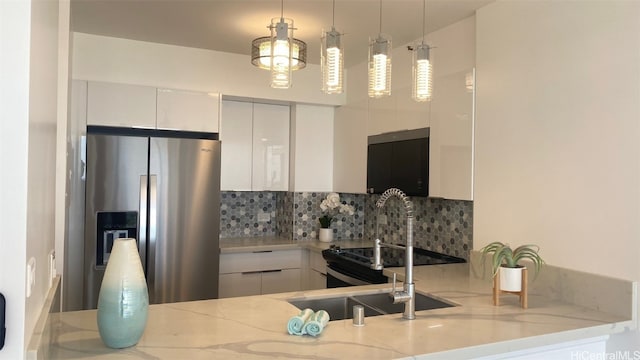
<box><xmin>287</xmin><ymin>292</ymin><xmax>453</xmax><ymax>321</ymax></box>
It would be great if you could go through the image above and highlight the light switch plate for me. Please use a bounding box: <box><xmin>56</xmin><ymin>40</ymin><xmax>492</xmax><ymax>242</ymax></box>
<box><xmin>26</xmin><ymin>257</ymin><xmax>36</xmax><ymax>298</ymax></box>
<box><xmin>49</xmin><ymin>251</ymin><xmax>56</xmax><ymax>288</ymax></box>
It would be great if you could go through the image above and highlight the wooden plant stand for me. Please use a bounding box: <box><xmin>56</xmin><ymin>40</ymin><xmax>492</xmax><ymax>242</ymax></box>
<box><xmin>493</xmin><ymin>267</ymin><xmax>528</xmax><ymax>309</ymax></box>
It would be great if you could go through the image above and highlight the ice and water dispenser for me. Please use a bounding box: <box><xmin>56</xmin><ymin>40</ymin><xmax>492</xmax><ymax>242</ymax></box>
<box><xmin>95</xmin><ymin>211</ymin><xmax>138</xmax><ymax>269</ymax></box>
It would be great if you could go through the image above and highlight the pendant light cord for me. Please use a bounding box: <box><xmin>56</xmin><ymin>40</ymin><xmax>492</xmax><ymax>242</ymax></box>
<box><xmin>422</xmin><ymin>0</ymin><xmax>426</xmax><ymax>43</ymax></box>
<box><xmin>379</xmin><ymin>0</ymin><xmax>382</xmax><ymax>34</ymax></box>
<box><xmin>280</xmin><ymin>0</ymin><xmax>284</xmax><ymax>20</ymax></box>
<box><xmin>332</xmin><ymin>0</ymin><xmax>336</xmax><ymax>27</ymax></box>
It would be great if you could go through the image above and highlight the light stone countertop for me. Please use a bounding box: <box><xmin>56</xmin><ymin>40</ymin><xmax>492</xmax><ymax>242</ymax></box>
<box><xmin>45</xmin><ymin>255</ymin><xmax>637</xmax><ymax>359</ymax></box>
<box><xmin>219</xmin><ymin>236</ymin><xmax>374</xmax><ymax>253</ymax></box>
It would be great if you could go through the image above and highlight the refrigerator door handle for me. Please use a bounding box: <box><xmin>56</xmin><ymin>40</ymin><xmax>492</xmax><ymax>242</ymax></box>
<box><xmin>138</xmin><ymin>175</ymin><xmax>148</xmax><ymax>274</ymax></box>
<box><xmin>148</xmin><ymin>174</ymin><xmax>158</xmax><ymax>303</ymax></box>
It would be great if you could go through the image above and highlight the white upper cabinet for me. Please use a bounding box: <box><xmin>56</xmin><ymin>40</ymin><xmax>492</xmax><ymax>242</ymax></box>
<box><xmin>86</xmin><ymin>81</ymin><xmax>157</xmax><ymax>128</ymax></box>
<box><xmin>156</xmin><ymin>88</ymin><xmax>220</xmax><ymax>132</ymax></box>
<box><xmin>220</xmin><ymin>101</ymin><xmax>253</xmax><ymax>191</ymax></box>
<box><xmin>220</xmin><ymin>100</ymin><xmax>290</xmax><ymax>191</ymax></box>
<box><xmin>367</xmin><ymin>88</ymin><xmax>431</xmax><ymax>136</ymax></box>
<box><xmin>428</xmin><ymin>69</ymin><xmax>475</xmax><ymax>200</ymax></box>
<box><xmin>290</xmin><ymin>104</ymin><xmax>334</xmax><ymax>192</ymax></box>
<box><xmin>252</xmin><ymin>103</ymin><xmax>290</xmax><ymax>191</ymax></box>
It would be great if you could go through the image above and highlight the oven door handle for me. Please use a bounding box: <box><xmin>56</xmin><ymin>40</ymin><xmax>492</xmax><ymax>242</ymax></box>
<box><xmin>326</xmin><ymin>267</ymin><xmax>372</xmax><ymax>286</ymax></box>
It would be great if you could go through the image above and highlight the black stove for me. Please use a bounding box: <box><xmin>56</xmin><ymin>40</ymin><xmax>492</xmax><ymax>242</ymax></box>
<box><xmin>322</xmin><ymin>245</ymin><xmax>466</xmax><ymax>287</ymax></box>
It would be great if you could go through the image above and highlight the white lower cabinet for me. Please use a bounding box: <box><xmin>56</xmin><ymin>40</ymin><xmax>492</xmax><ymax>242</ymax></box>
<box><xmin>218</xmin><ymin>249</ymin><xmax>302</xmax><ymax>298</ymax></box>
<box><xmin>218</xmin><ymin>272</ymin><xmax>261</xmax><ymax>298</ymax></box>
<box><xmin>305</xmin><ymin>250</ymin><xmax>327</xmax><ymax>290</ymax></box>
<box><xmin>261</xmin><ymin>269</ymin><xmax>302</xmax><ymax>295</ymax></box>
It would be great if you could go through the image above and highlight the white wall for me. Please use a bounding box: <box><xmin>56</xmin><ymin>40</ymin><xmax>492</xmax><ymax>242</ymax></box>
<box><xmin>0</xmin><ymin>1</ymin><xmax>31</xmax><ymax>358</ymax></box>
<box><xmin>0</xmin><ymin>0</ymin><xmax>64</xmax><ymax>357</ymax></box>
<box><xmin>72</xmin><ymin>32</ymin><xmax>345</xmax><ymax>106</ymax></box>
<box><xmin>474</xmin><ymin>0</ymin><xmax>639</xmax><ymax>349</ymax></box>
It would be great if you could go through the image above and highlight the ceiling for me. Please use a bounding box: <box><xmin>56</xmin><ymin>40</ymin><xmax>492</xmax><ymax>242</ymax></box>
<box><xmin>70</xmin><ymin>0</ymin><xmax>493</xmax><ymax>68</ymax></box>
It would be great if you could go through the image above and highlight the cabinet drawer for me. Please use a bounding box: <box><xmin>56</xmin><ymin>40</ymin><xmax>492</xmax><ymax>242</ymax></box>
<box><xmin>219</xmin><ymin>249</ymin><xmax>302</xmax><ymax>274</ymax></box>
<box><xmin>261</xmin><ymin>269</ymin><xmax>301</xmax><ymax>295</ymax></box>
<box><xmin>218</xmin><ymin>272</ymin><xmax>261</xmax><ymax>298</ymax></box>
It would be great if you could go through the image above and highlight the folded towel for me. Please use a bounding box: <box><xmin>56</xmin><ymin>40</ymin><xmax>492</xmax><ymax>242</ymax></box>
<box><xmin>302</xmin><ymin>310</ymin><xmax>330</xmax><ymax>337</ymax></box>
<box><xmin>287</xmin><ymin>308</ymin><xmax>315</xmax><ymax>335</ymax></box>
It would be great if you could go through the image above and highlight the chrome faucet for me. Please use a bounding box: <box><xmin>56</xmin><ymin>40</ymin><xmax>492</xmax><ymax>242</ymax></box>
<box><xmin>371</xmin><ymin>188</ymin><xmax>416</xmax><ymax>320</ymax></box>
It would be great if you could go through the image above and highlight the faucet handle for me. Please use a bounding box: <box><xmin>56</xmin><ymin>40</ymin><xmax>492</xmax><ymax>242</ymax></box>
<box><xmin>370</xmin><ymin>238</ymin><xmax>383</xmax><ymax>270</ymax></box>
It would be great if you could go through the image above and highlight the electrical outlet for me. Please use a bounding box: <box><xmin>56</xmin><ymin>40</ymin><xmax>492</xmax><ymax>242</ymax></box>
<box><xmin>378</xmin><ymin>214</ymin><xmax>387</xmax><ymax>225</ymax></box>
<box><xmin>257</xmin><ymin>212</ymin><xmax>271</xmax><ymax>223</ymax></box>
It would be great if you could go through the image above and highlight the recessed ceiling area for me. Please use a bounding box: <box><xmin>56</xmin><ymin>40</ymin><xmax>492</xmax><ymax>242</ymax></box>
<box><xmin>70</xmin><ymin>0</ymin><xmax>493</xmax><ymax>68</ymax></box>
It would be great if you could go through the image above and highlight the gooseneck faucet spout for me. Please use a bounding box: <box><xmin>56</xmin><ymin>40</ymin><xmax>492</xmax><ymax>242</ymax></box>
<box><xmin>371</xmin><ymin>188</ymin><xmax>416</xmax><ymax>320</ymax></box>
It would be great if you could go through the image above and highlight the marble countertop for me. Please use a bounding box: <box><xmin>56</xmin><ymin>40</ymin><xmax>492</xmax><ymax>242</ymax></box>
<box><xmin>45</xmin><ymin>256</ymin><xmax>637</xmax><ymax>359</ymax></box>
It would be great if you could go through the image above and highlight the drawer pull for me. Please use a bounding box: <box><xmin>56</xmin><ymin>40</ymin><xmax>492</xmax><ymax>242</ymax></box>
<box><xmin>252</xmin><ymin>250</ymin><xmax>273</xmax><ymax>253</ymax></box>
<box><xmin>240</xmin><ymin>271</ymin><xmax>263</xmax><ymax>275</ymax></box>
<box><xmin>241</xmin><ymin>269</ymin><xmax>283</xmax><ymax>275</ymax></box>
<box><xmin>261</xmin><ymin>269</ymin><xmax>283</xmax><ymax>274</ymax></box>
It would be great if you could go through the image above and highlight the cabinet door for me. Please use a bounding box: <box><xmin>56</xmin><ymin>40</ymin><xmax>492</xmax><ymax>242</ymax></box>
<box><xmin>308</xmin><ymin>269</ymin><xmax>327</xmax><ymax>290</ymax></box>
<box><xmin>87</xmin><ymin>81</ymin><xmax>156</xmax><ymax>128</ymax></box>
<box><xmin>261</xmin><ymin>269</ymin><xmax>301</xmax><ymax>295</ymax></box>
<box><xmin>252</xmin><ymin>103</ymin><xmax>290</xmax><ymax>191</ymax></box>
<box><xmin>157</xmin><ymin>88</ymin><xmax>220</xmax><ymax>132</ymax></box>
<box><xmin>219</xmin><ymin>272</ymin><xmax>261</xmax><ymax>298</ymax></box>
<box><xmin>220</xmin><ymin>101</ymin><xmax>253</xmax><ymax>191</ymax></box>
<box><xmin>309</xmin><ymin>251</ymin><xmax>327</xmax><ymax>275</ymax></box>
<box><xmin>290</xmin><ymin>104</ymin><xmax>334</xmax><ymax>192</ymax></box>
<box><xmin>429</xmin><ymin>69</ymin><xmax>474</xmax><ymax>200</ymax></box>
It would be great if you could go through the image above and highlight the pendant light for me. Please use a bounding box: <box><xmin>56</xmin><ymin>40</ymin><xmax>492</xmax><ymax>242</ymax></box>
<box><xmin>412</xmin><ymin>0</ymin><xmax>433</xmax><ymax>102</ymax></box>
<box><xmin>368</xmin><ymin>0</ymin><xmax>391</xmax><ymax>98</ymax></box>
<box><xmin>321</xmin><ymin>0</ymin><xmax>343</xmax><ymax>94</ymax></box>
<box><xmin>250</xmin><ymin>0</ymin><xmax>307</xmax><ymax>89</ymax></box>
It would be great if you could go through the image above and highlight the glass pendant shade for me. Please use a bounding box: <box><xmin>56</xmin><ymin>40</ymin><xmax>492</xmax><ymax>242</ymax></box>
<box><xmin>412</xmin><ymin>43</ymin><xmax>433</xmax><ymax>102</ymax></box>
<box><xmin>269</xmin><ymin>18</ymin><xmax>295</xmax><ymax>89</ymax></box>
<box><xmin>321</xmin><ymin>28</ymin><xmax>344</xmax><ymax>94</ymax></box>
<box><xmin>251</xmin><ymin>36</ymin><xmax>306</xmax><ymax>70</ymax></box>
<box><xmin>368</xmin><ymin>34</ymin><xmax>392</xmax><ymax>98</ymax></box>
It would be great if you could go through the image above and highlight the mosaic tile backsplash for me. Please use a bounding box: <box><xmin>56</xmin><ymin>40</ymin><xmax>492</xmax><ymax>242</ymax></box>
<box><xmin>220</xmin><ymin>192</ymin><xmax>277</xmax><ymax>237</ymax></box>
<box><xmin>288</xmin><ymin>192</ymin><xmax>365</xmax><ymax>241</ymax></box>
<box><xmin>364</xmin><ymin>195</ymin><xmax>473</xmax><ymax>259</ymax></box>
<box><xmin>220</xmin><ymin>191</ymin><xmax>473</xmax><ymax>260</ymax></box>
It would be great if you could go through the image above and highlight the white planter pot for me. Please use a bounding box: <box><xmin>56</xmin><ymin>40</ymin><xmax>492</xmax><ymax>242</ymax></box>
<box><xmin>499</xmin><ymin>266</ymin><xmax>524</xmax><ymax>292</ymax></box>
<box><xmin>318</xmin><ymin>228</ymin><xmax>333</xmax><ymax>242</ymax></box>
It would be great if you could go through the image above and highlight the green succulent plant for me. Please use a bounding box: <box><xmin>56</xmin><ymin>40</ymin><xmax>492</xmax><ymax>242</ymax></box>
<box><xmin>480</xmin><ymin>241</ymin><xmax>545</xmax><ymax>279</ymax></box>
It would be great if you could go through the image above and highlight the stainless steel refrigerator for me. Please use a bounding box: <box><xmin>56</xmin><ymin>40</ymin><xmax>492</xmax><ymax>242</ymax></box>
<box><xmin>83</xmin><ymin>127</ymin><xmax>220</xmax><ymax>310</ymax></box>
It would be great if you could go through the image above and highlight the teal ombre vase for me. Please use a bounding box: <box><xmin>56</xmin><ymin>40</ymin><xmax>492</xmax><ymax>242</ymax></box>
<box><xmin>97</xmin><ymin>238</ymin><xmax>149</xmax><ymax>349</ymax></box>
